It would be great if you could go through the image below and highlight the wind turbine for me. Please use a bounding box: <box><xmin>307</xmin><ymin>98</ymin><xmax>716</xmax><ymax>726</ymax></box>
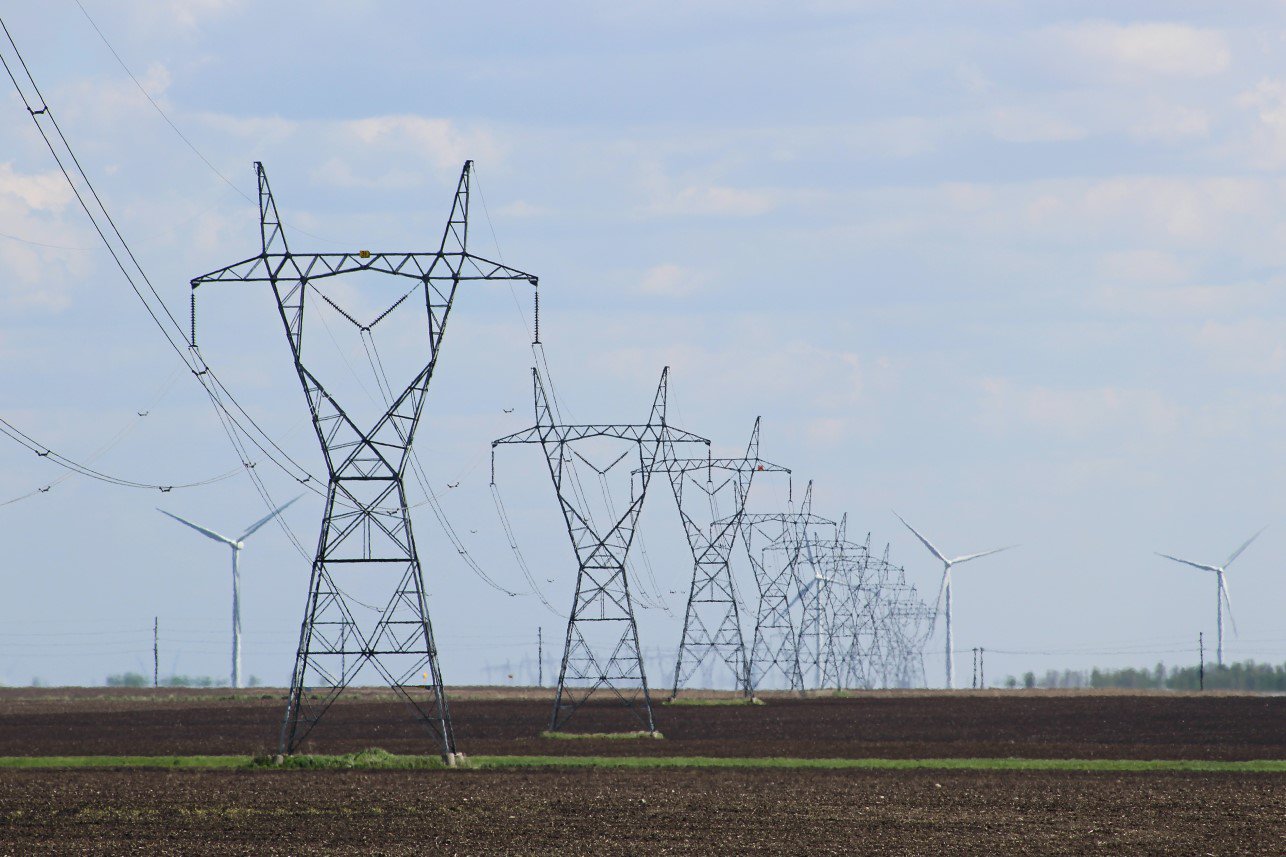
<box><xmin>1156</xmin><ymin>527</ymin><xmax>1263</xmax><ymax>667</ymax></box>
<box><xmin>158</xmin><ymin>496</ymin><xmax>302</xmax><ymax>688</ymax></box>
<box><xmin>894</xmin><ymin>512</ymin><xmax>1013</xmax><ymax>689</ymax></box>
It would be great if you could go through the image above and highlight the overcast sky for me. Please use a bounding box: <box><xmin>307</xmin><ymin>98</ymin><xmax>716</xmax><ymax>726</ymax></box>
<box><xmin>2</xmin><ymin>1</ymin><xmax>1286</xmax><ymax>689</ymax></box>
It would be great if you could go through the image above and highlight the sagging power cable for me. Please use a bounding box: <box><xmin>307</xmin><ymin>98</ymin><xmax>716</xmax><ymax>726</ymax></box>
<box><xmin>0</xmin><ymin>16</ymin><xmax>329</xmax><ymax>558</ymax></box>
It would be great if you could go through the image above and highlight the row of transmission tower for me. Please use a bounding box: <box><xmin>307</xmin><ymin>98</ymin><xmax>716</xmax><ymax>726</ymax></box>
<box><xmin>493</xmin><ymin>377</ymin><xmax>936</xmax><ymax>733</ymax></box>
<box><xmin>190</xmin><ymin>157</ymin><xmax>933</xmax><ymax>758</ymax></box>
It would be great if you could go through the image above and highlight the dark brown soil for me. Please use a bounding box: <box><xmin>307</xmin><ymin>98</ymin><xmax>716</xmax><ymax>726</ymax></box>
<box><xmin>0</xmin><ymin>767</ymin><xmax>1281</xmax><ymax>855</ymax></box>
<box><xmin>0</xmin><ymin>688</ymin><xmax>1281</xmax><ymax>760</ymax></box>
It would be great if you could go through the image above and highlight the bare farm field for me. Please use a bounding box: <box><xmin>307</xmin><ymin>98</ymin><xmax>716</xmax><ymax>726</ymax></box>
<box><xmin>0</xmin><ymin>689</ymin><xmax>1282</xmax><ymax>854</ymax></box>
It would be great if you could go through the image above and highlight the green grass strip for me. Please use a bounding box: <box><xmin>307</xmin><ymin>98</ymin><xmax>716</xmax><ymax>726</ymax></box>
<box><xmin>257</xmin><ymin>748</ymin><xmax>448</xmax><ymax>769</ymax></box>
<box><xmin>0</xmin><ymin>754</ymin><xmax>1281</xmax><ymax>773</ymax></box>
<box><xmin>472</xmin><ymin>756</ymin><xmax>1286</xmax><ymax>773</ymax></box>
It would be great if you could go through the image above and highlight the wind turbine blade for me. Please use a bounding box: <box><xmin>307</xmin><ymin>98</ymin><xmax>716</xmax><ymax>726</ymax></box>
<box><xmin>1155</xmin><ymin>552</ymin><xmax>1220</xmax><ymax>574</ymax></box>
<box><xmin>157</xmin><ymin>509</ymin><xmax>237</xmax><ymax>546</ymax></box>
<box><xmin>239</xmin><ymin>494</ymin><xmax>304</xmax><ymax>541</ymax></box>
<box><xmin>894</xmin><ymin>512</ymin><xmax>948</xmax><ymax>564</ymax></box>
<box><xmin>1221</xmin><ymin>579</ymin><xmax>1239</xmax><ymax>637</ymax></box>
<box><xmin>951</xmin><ymin>545</ymin><xmax>1016</xmax><ymax>565</ymax></box>
<box><xmin>786</xmin><ymin>578</ymin><xmax>816</xmax><ymax>609</ymax></box>
<box><xmin>1223</xmin><ymin>526</ymin><xmax>1266</xmax><ymax>569</ymax></box>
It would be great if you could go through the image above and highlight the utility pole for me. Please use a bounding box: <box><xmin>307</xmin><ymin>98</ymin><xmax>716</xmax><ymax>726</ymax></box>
<box><xmin>971</xmin><ymin>647</ymin><xmax>978</xmax><ymax>689</ymax></box>
<box><xmin>537</xmin><ymin>626</ymin><xmax>543</xmax><ymax>688</ymax></box>
<box><xmin>1199</xmin><ymin>632</ymin><xmax>1204</xmax><ymax>691</ymax></box>
<box><xmin>980</xmin><ymin>647</ymin><xmax>985</xmax><ymax>688</ymax></box>
<box><xmin>153</xmin><ymin>617</ymin><xmax>159</xmax><ymax>688</ymax></box>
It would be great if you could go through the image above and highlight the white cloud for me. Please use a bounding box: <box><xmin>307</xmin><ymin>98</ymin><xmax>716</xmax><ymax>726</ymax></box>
<box><xmin>976</xmin><ymin>378</ymin><xmax>1181</xmax><ymax>440</ymax></box>
<box><xmin>954</xmin><ymin>62</ymin><xmax>992</xmax><ymax>95</ymax></box>
<box><xmin>1093</xmin><ymin>280</ymin><xmax>1271</xmax><ymax>318</ymax></box>
<box><xmin>988</xmin><ymin>107</ymin><xmax>1086</xmax><ymax>143</ymax></box>
<box><xmin>1193</xmin><ymin>319</ymin><xmax>1286</xmax><ymax>375</ymax></box>
<box><xmin>926</xmin><ymin>176</ymin><xmax>1266</xmax><ymax>246</ymax></box>
<box><xmin>1098</xmin><ymin>250</ymin><xmax>1189</xmax><ymax>286</ymax></box>
<box><xmin>649</xmin><ymin>183</ymin><xmax>777</xmax><ymax>217</ymax></box>
<box><xmin>138</xmin><ymin>63</ymin><xmax>173</xmax><ymax>99</ymax></box>
<box><xmin>1237</xmin><ymin>78</ymin><xmax>1286</xmax><ymax>168</ymax></box>
<box><xmin>496</xmin><ymin>200</ymin><xmax>549</xmax><ymax>218</ymax></box>
<box><xmin>0</xmin><ymin>164</ymin><xmax>75</xmax><ymax>213</ymax></box>
<box><xmin>598</xmin><ymin>335</ymin><xmax>868</xmax><ymax>412</ymax></box>
<box><xmin>636</xmin><ymin>264</ymin><xmax>706</xmax><ymax>298</ymax></box>
<box><xmin>805</xmin><ymin>417</ymin><xmax>848</xmax><ymax>446</ymax></box>
<box><xmin>1127</xmin><ymin>103</ymin><xmax>1210</xmax><ymax>143</ymax></box>
<box><xmin>123</xmin><ymin>0</ymin><xmax>244</xmax><ymax>32</ymax></box>
<box><xmin>1047</xmin><ymin>21</ymin><xmax>1230</xmax><ymax>79</ymax></box>
<box><xmin>343</xmin><ymin>115</ymin><xmax>497</xmax><ymax>171</ymax></box>
<box><xmin>197</xmin><ymin>113</ymin><xmax>298</xmax><ymax>143</ymax></box>
<box><xmin>311</xmin><ymin>156</ymin><xmax>421</xmax><ymax>191</ymax></box>
<box><xmin>0</xmin><ymin>239</ymin><xmax>81</xmax><ymax>312</ymax></box>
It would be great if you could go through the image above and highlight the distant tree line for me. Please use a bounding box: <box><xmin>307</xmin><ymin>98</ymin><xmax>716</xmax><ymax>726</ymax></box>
<box><xmin>1003</xmin><ymin>661</ymin><xmax>1286</xmax><ymax>691</ymax></box>
<box><xmin>105</xmin><ymin>673</ymin><xmax>262</xmax><ymax>688</ymax></box>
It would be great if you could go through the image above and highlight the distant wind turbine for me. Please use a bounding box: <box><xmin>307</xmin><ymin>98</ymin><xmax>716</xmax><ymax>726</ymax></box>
<box><xmin>158</xmin><ymin>496</ymin><xmax>302</xmax><ymax>688</ymax></box>
<box><xmin>895</xmin><ymin>512</ymin><xmax>1014</xmax><ymax>689</ymax></box>
<box><xmin>1156</xmin><ymin>527</ymin><xmax>1263</xmax><ymax>667</ymax></box>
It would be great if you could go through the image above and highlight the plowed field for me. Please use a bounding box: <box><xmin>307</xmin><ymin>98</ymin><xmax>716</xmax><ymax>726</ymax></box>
<box><xmin>0</xmin><ymin>688</ymin><xmax>1280</xmax><ymax>760</ymax></box>
<box><xmin>1</xmin><ymin>689</ymin><xmax>1282</xmax><ymax>854</ymax></box>
<box><xmin>1</xmin><ymin>767</ymin><xmax>1282</xmax><ymax>855</ymax></box>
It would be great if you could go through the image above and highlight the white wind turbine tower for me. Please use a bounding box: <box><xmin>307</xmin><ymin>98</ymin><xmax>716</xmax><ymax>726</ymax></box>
<box><xmin>158</xmin><ymin>496</ymin><xmax>302</xmax><ymax>688</ymax></box>
<box><xmin>1156</xmin><ymin>527</ymin><xmax>1263</xmax><ymax>668</ymax></box>
<box><xmin>895</xmin><ymin>513</ymin><xmax>1014</xmax><ymax>689</ymax></box>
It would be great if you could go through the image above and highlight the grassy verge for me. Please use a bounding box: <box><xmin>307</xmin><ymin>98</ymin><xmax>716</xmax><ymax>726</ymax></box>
<box><xmin>539</xmin><ymin>730</ymin><xmax>664</xmax><ymax>740</ymax></box>
<box><xmin>255</xmin><ymin>748</ymin><xmax>448</xmax><ymax>770</ymax></box>
<box><xmin>473</xmin><ymin>756</ymin><xmax>1286</xmax><ymax>773</ymax></box>
<box><xmin>664</xmin><ymin>697</ymin><xmax>765</xmax><ymax>707</ymax></box>
<box><xmin>0</xmin><ymin>753</ymin><xmax>1282</xmax><ymax>773</ymax></box>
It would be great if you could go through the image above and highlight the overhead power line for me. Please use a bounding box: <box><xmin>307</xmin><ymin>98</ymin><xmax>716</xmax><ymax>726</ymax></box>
<box><xmin>0</xmin><ymin>15</ymin><xmax>330</xmax><ymax>559</ymax></box>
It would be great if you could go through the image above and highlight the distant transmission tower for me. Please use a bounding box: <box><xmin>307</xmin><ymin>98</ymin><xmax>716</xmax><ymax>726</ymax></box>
<box><xmin>192</xmin><ymin>161</ymin><xmax>537</xmax><ymax>757</ymax></box>
<box><xmin>492</xmin><ymin>367</ymin><xmax>708</xmax><ymax>731</ymax></box>
<box><xmin>660</xmin><ymin>418</ymin><xmax>788</xmax><ymax>698</ymax></box>
<box><xmin>737</xmin><ymin>482</ymin><xmax>836</xmax><ymax>693</ymax></box>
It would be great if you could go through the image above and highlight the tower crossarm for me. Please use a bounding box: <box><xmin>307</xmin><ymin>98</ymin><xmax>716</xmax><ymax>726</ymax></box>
<box><xmin>651</xmin><ymin>456</ymin><xmax>790</xmax><ymax>476</ymax></box>
<box><xmin>493</xmin><ymin>424</ymin><xmax>709</xmax><ymax>447</ymax></box>
<box><xmin>722</xmin><ymin>511</ymin><xmax>836</xmax><ymax>529</ymax></box>
<box><xmin>192</xmin><ymin>251</ymin><xmax>536</xmax><ymax>287</ymax></box>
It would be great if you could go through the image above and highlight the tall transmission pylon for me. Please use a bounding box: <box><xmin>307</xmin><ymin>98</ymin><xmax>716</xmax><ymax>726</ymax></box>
<box><xmin>191</xmin><ymin>161</ymin><xmax>538</xmax><ymax>757</ymax></box>
<box><xmin>492</xmin><ymin>367</ymin><xmax>708</xmax><ymax>732</ymax></box>
<box><xmin>736</xmin><ymin>482</ymin><xmax>836</xmax><ymax>693</ymax></box>
<box><xmin>660</xmin><ymin>418</ymin><xmax>788</xmax><ymax>698</ymax></box>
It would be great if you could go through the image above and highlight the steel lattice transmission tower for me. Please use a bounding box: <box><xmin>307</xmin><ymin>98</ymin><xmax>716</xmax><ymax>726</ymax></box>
<box><xmin>660</xmin><ymin>418</ymin><xmax>788</xmax><ymax>698</ymax></box>
<box><xmin>492</xmin><ymin>367</ymin><xmax>708</xmax><ymax>731</ymax></box>
<box><xmin>192</xmin><ymin>161</ymin><xmax>537</xmax><ymax>757</ymax></box>
<box><xmin>736</xmin><ymin>482</ymin><xmax>836</xmax><ymax>693</ymax></box>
